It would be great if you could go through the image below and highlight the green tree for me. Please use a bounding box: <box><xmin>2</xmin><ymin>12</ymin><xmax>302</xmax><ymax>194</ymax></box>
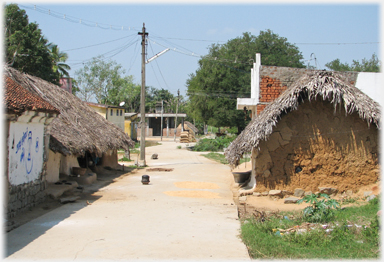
<box><xmin>4</xmin><ymin>4</ymin><xmax>59</xmax><ymax>84</ymax></box>
<box><xmin>48</xmin><ymin>43</ymin><xmax>71</xmax><ymax>77</ymax></box>
<box><xmin>187</xmin><ymin>30</ymin><xmax>305</xmax><ymax>132</ymax></box>
<box><xmin>325</xmin><ymin>54</ymin><xmax>381</xmax><ymax>72</ymax></box>
<box><xmin>146</xmin><ymin>88</ymin><xmax>175</xmax><ymax>113</ymax></box>
<box><xmin>74</xmin><ymin>56</ymin><xmax>128</xmax><ymax>104</ymax></box>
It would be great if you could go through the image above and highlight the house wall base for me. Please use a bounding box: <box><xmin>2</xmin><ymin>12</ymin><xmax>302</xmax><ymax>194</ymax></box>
<box><xmin>253</xmin><ymin>99</ymin><xmax>379</xmax><ymax>194</ymax></box>
<box><xmin>7</xmin><ymin>171</ymin><xmax>47</xmax><ymax>219</ymax></box>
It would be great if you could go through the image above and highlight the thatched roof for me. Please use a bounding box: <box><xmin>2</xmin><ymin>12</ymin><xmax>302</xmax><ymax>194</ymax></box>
<box><xmin>4</xmin><ymin>76</ymin><xmax>60</xmax><ymax>115</ymax></box>
<box><xmin>4</xmin><ymin>65</ymin><xmax>135</xmax><ymax>156</ymax></box>
<box><xmin>225</xmin><ymin>70</ymin><xmax>381</xmax><ymax>167</ymax></box>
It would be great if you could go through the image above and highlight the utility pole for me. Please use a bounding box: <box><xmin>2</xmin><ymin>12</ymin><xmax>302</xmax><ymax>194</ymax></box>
<box><xmin>174</xmin><ymin>89</ymin><xmax>180</xmax><ymax>141</ymax></box>
<box><xmin>138</xmin><ymin>23</ymin><xmax>148</xmax><ymax>165</ymax></box>
<box><xmin>160</xmin><ymin>100</ymin><xmax>163</xmax><ymax>141</ymax></box>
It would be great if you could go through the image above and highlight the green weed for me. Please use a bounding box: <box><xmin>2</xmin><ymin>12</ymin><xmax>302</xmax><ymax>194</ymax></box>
<box><xmin>297</xmin><ymin>193</ymin><xmax>340</xmax><ymax>223</ymax></box>
<box><xmin>241</xmin><ymin>197</ymin><xmax>380</xmax><ymax>259</ymax></box>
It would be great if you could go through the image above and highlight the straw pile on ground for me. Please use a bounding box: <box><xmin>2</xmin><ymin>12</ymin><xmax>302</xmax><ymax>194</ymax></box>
<box><xmin>225</xmin><ymin>70</ymin><xmax>380</xmax><ymax>168</ymax></box>
<box><xmin>4</xmin><ymin>65</ymin><xmax>135</xmax><ymax>156</ymax></box>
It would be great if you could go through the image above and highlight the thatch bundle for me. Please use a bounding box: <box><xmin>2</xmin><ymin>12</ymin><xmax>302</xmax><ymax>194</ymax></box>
<box><xmin>225</xmin><ymin>71</ymin><xmax>380</xmax><ymax>167</ymax></box>
<box><xmin>4</xmin><ymin>65</ymin><xmax>135</xmax><ymax>156</ymax></box>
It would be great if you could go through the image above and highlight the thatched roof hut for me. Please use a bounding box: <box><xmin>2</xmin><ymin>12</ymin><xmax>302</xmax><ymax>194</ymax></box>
<box><xmin>4</xmin><ymin>65</ymin><xmax>135</xmax><ymax>156</ymax></box>
<box><xmin>225</xmin><ymin>70</ymin><xmax>381</xmax><ymax>168</ymax></box>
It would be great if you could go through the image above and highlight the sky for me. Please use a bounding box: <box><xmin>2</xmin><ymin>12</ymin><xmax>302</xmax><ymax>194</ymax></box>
<box><xmin>6</xmin><ymin>1</ymin><xmax>382</xmax><ymax>99</ymax></box>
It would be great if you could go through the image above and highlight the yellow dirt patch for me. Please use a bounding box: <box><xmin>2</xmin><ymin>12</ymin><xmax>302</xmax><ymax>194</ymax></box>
<box><xmin>164</xmin><ymin>190</ymin><xmax>221</xmax><ymax>199</ymax></box>
<box><xmin>174</xmin><ymin>181</ymin><xmax>220</xmax><ymax>189</ymax></box>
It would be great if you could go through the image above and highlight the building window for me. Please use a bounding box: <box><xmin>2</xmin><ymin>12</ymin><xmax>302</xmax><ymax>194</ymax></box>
<box><xmin>120</xmin><ymin>110</ymin><xmax>123</xmax><ymax>116</ymax></box>
<box><xmin>111</xmin><ymin>109</ymin><xmax>113</xmax><ymax>116</ymax></box>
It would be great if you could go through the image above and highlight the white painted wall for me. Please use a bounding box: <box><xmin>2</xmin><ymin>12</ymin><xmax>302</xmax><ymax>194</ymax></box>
<box><xmin>8</xmin><ymin>122</ymin><xmax>45</xmax><ymax>186</ymax></box>
<box><xmin>46</xmin><ymin>150</ymin><xmax>60</xmax><ymax>183</ymax></box>
<box><xmin>355</xmin><ymin>72</ymin><xmax>383</xmax><ymax>105</ymax></box>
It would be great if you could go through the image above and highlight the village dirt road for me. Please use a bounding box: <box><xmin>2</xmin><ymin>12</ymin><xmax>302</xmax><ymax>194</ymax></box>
<box><xmin>5</xmin><ymin>139</ymin><xmax>250</xmax><ymax>261</ymax></box>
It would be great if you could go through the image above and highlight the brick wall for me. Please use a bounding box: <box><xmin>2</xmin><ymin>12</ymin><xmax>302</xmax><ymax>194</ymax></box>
<box><xmin>256</xmin><ymin>66</ymin><xmax>359</xmax><ymax>115</ymax></box>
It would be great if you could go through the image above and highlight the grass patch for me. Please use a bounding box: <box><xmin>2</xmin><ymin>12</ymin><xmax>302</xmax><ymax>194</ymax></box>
<box><xmin>193</xmin><ymin>135</ymin><xmax>236</xmax><ymax>152</ymax></box>
<box><xmin>130</xmin><ymin>141</ymin><xmax>162</xmax><ymax>155</ymax></box>
<box><xmin>241</xmin><ymin>197</ymin><xmax>380</xmax><ymax>259</ymax></box>
<box><xmin>118</xmin><ymin>157</ymin><xmax>132</xmax><ymax>162</ymax></box>
<box><xmin>201</xmin><ymin>153</ymin><xmax>228</xmax><ymax>164</ymax></box>
<box><xmin>201</xmin><ymin>152</ymin><xmax>250</xmax><ymax>165</ymax></box>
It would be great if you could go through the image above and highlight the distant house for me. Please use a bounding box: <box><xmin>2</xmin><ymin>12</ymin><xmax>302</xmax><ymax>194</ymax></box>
<box><xmin>4</xmin><ymin>75</ymin><xmax>60</xmax><ymax>218</ymax></box>
<box><xmin>85</xmin><ymin>102</ymin><xmax>125</xmax><ymax>131</ymax></box>
<box><xmin>124</xmin><ymin>112</ymin><xmax>138</xmax><ymax>141</ymax></box>
<box><xmin>4</xmin><ymin>66</ymin><xmax>134</xmax><ymax>191</ymax></box>
<box><xmin>225</xmin><ymin>70</ymin><xmax>380</xmax><ymax>195</ymax></box>
<box><xmin>137</xmin><ymin>102</ymin><xmax>187</xmax><ymax>137</ymax></box>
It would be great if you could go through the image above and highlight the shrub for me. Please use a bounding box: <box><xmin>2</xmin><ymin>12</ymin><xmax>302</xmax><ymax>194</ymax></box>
<box><xmin>193</xmin><ymin>135</ymin><xmax>237</xmax><ymax>152</ymax></box>
<box><xmin>297</xmin><ymin>193</ymin><xmax>340</xmax><ymax>223</ymax></box>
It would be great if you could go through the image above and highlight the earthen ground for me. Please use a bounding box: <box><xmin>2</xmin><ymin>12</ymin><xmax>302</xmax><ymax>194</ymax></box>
<box><xmin>7</xmin><ymin>159</ymin><xmax>380</xmax><ymax>231</ymax></box>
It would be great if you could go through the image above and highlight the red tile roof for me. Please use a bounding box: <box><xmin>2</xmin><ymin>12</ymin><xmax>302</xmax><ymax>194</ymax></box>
<box><xmin>4</xmin><ymin>76</ymin><xmax>60</xmax><ymax>115</ymax></box>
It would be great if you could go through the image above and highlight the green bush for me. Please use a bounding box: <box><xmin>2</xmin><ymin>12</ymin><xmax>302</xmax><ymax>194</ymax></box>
<box><xmin>193</xmin><ymin>135</ymin><xmax>237</xmax><ymax>152</ymax></box>
<box><xmin>297</xmin><ymin>193</ymin><xmax>340</xmax><ymax>223</ymax></box>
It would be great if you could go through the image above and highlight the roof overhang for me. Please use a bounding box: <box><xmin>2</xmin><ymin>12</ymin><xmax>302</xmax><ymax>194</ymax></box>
<box><xmin>137</xmin><ymin>113</ymin><xmax>187</xmax><ymax>118</ymax></box>
<box><xmin>237</xmin><ymin>98</ymin><xmax>258</xmax><ymax>110</ymax></box>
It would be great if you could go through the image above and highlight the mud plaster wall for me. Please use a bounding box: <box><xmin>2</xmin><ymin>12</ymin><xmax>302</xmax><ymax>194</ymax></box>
<box><xmin>253</xmin><ymin>99</ymin><xmax>379</xmax><ymax>194</ymax></box>
<box><xmin>100</xmin><ymin>150</ymin><xmax>119</xmax><ymax>168</ymax></box>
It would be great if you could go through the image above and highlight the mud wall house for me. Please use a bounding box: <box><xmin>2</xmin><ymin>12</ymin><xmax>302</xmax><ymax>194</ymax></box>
<box><xmin>85</xmin><ymin>102</ymin><xmax>125</xmax><ymax>131</ymax></box>
<box><xmin>4</xmin><ymin>66</ymin><xmax>135</xmax><ymax>197</ymax></box>
<box><xmin>226</xmin><ymin>69</ymin><xmax>380</xmax><ymax>195</ymax></box>
<box><xmin>4</xmin><ymin>75</ymin><xmax>60</xmax><ymax>218</ymax></box>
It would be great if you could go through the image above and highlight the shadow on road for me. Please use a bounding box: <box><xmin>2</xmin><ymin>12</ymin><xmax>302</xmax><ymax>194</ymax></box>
<box><xmin>6</xmin><ymin>167</ymin><xmax>135</xmax><ymax>257</ymax></box>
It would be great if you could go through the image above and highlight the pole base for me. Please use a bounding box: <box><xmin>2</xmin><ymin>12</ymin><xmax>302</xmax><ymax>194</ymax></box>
<box><xmin>136</xmin><ymin>160</ymin><xmax>146</xmax><ymax>167</ymax></box>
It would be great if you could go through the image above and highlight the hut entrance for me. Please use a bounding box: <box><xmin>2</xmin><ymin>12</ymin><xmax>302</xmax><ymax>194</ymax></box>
<box><xmin>77</xmin><ymin>151</ymin><xmax>100</xmax><ymax>169</ymax></box>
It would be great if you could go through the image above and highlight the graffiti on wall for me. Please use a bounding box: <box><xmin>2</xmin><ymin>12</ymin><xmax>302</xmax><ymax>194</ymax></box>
<box><xmin>15</xmin><ymin>128</ymin><xmax>40</xmax><ymax>174</ymax></box>
<box><xmin>8</xmin><ymin>122</ymin><xmax>44</xmax><ymax>186</ymax></box>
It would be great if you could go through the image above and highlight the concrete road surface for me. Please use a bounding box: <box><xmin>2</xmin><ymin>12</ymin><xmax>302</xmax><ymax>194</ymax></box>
<box><xmin>5</xmin><ymin>140</ymin><xmax>250</xmax><ymax>261</ymax></box>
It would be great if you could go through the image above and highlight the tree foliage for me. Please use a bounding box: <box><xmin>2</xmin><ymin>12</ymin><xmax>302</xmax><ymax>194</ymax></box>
<box><xmin>75</xmin><ymin>56</ymin><xmax>130</xmax><ymax>104</ymax></box>
<box><xmin>48</xmin><ymin>43</ymin><xmax>71</xmax><ymax>77</ymax></box>
<box><xmin>4</xmin><ymin>4</ymin><xmax>60</xmax><ymax>84</ymax></box>
<box><xmin>325</xmin><ymin>54</ymin><xmax>381</xmax><ymax>72</ymax></box>
<box><xmin>74</xmin><ymin>57</ymin><xmax>179</xmax><ymax>113</ymax></box>
<box><xmin>186</xmin><ymin>30</ymin><xmax>305</xmax><ymax>132</ymax></box>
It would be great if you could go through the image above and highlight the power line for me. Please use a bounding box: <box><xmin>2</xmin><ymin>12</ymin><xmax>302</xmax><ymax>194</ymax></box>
<box><xmin>67</xmin><ymin>38</ymin><xmax>139</xmax><ymax>67</ymax></box>
<box><xmin>62</xmin><ymin>34</ymin><xmax>137</xmax><ymax>52</ymax></box>
<box><xmin>295</xmin><ymin>42</ymin><xmax>379</xmax><ymax>45</ymax></box>
<box><xmin>148</xmin><ymin>41</ymin><xmax>170</xmax><ymax>90</ymax></box>
<box><xmin>19</xmin><ymin>4</ymin><xmax>140</xmax><ymax>31</ymax></box>
<box><xmin>150</xmin><ymin>35</ymin><xmax>226</xmax><ymax>43</ymax></box>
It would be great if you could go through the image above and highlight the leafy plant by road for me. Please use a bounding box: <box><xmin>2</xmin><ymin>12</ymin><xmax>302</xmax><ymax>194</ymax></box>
<box><xmin>241</xmin><ymin>197</ymin><xmax>379</xmax><ymax>259</ymax></box>
<box><xmin>297</xmin><ymin>193</ymin><xmax>340</xmax><ymax>223</ymax></box>
<box><xmin>193</xmin><ymin>135</ymin><xmax>236</xmax><ymax>152</ymax></box>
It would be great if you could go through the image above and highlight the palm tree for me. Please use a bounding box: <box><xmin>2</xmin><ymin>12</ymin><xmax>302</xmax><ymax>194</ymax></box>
<box><xmin>48</xmin><ymin>43</ymin><xmax>71</xmax><ymax>77</ymax></box>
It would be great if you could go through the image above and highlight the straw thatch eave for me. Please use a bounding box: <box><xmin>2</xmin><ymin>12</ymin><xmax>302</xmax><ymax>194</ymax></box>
<box><xmin>4</xmin><ymin>65</ymin><xmax>135</xmax><ymax>156</ymax></box>
<box><xmin>225</xmin><ymin>70</ymin><xmax>381</xmax><ymax>167</ymax></box>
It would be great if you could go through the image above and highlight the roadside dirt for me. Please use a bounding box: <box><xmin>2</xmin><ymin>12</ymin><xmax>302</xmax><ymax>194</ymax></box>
<box><xmin>234</xmin><ymin>181</ymin><xmax>381</xmax><ymax>220</ymax></box>
<box><xmin>6</xmin><ymin>166</ymin><xmax>135</xmax><ymax>232</ymax></box>
<box><xmin>6</xmin><ymin>158</ymin><xmax>380</xmax><ymax>232</ymax></box>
